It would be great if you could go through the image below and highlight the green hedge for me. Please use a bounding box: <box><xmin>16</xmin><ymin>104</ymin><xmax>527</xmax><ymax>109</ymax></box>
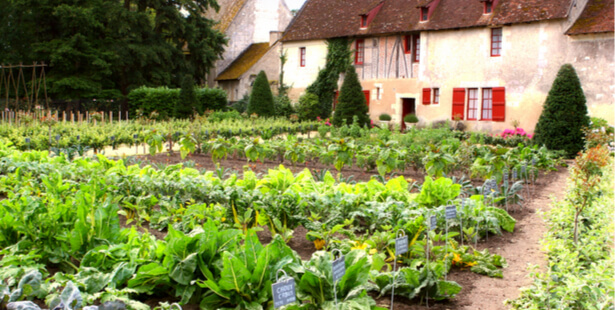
<box><xmin>128</xmin><ymin>86</ymin><xmax>228</xmax><ymax>119</ymax></box>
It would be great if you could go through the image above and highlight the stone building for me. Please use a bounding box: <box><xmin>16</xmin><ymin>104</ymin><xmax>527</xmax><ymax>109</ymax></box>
<box><xmin>281</xmin><ymin>0</ymin><xmax>614</xmax><ymax>132</ymax></box>
<box><xmin>207</xmin><ymin>0</ymin><xmax>293</xmax><ymax>102</ymax></box>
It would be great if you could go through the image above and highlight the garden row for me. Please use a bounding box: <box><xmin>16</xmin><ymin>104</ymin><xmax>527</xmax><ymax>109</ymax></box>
<box><xmin>0</xmin><ymin>114</ymin><xmax>319</xmax><ymax>153</ymax></box>
<box><xmin>0</xmin><ymin>141</ymin><xmax>530</xmax><ymax>310</ymax></box>
<box><xmin>148</xmin><ymin>126</ymin><xmax>559</xmax><ymax>184</ymax></box>
<box><xmin>507</xmin><ymin>145</ymin><xmax>614</xmax><ymax>309</ymax></box>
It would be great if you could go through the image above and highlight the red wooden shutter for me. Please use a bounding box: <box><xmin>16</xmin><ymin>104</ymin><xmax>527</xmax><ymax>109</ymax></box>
<box><xmin>333</xmin><ymin>91</ymin><xmax>339</xmax><ymax>111</ymax></box>
<box><xmin>492</xmin><ymin>87</ymin><xmax>506</xmax><ymax>121</ymax></box>
<box><xmin>452</xmin><ymin>88</ymin><xmax>466</xmax><ymax>120</ymax></box>
<box><xmin>422</xmin><ymin>88</ymin><xmax>431</xmax><ymax>105</ymax></box>
<box><xmin>363</xmin><ymin>90</ymin><xmax>370</xmax><ymax>107</ymax></box>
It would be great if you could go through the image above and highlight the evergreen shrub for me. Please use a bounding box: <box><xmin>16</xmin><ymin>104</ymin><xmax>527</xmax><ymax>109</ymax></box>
<box><xmin>296</xmin><ymin>92</ymin><xmax>320</xmax><ymax>121</ymax></box>
<box><xmin>332</xmin><ymin>66</ymin><xmax>369</xmax><ymax>127</ymax></box>
<box><xmin>533</xmin><ymin>64</ymin><xmax>589</xmax><ymax>157</ymax></box>
<box><xmin>246</xmin><ymin>71</ymin><xmax>275</xmax><ymax>117</ymax></box>
<box><xmin>127</xmin><ymin>87</ymin><xmax>227</xmax><ymax>119</ymax></box>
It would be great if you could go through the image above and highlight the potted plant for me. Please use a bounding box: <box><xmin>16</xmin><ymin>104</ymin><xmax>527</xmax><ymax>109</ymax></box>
<box><xmin>379</xmin><ymin>113</ymin><xmax>392</xmax><ymax>126</ymax></box>
<box><xmin>404</xmin><ymin>113</ymin><xmax>419</xmax><ymax>130</ymax></box>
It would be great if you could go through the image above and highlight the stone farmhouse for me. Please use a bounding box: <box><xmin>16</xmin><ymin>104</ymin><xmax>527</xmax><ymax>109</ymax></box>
<box><xmin>206</xmin><ymin>0</ymin><xmax>293</xmax><ymax>102</ymax></box>
<box><xmin>281</xmin><ymin>0</ymin><xmax>614</xmax><ymax>132</ymax></box>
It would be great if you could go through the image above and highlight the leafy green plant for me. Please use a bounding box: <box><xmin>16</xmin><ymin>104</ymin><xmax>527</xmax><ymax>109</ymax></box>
<box><xmin>196</xmin><ymin>231</ymin><xmax>301</xmax><ymax>310</ymax></box>
<box><xmin>372</xmin><ymin>261</ymin><xmax>461</xmax><ymax>302</ymax></box>
<box><xmin>415</xmin><ymin>177</ymin><xmax>461</xmax><ymax>208</ymax></box>
<box><xmin>296</xmin><ymin>250</ymin><xmax>377</xmax><ymax>309</ymax></box>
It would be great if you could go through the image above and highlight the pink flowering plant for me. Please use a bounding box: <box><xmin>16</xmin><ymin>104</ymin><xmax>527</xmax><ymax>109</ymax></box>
<box><xmin>501</xmin><ymin>127</ymin><xmax>533</xmax><ymax>139</ymax></box>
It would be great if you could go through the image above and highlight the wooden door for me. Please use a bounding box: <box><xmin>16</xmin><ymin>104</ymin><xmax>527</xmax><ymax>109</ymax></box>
<box><xmin>401</xmin><ymin>98</ymin><xmax>416</xmax><ymax>130</ymax></box>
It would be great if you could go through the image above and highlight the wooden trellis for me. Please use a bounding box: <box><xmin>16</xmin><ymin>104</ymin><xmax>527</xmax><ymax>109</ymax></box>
<box><xmin>0</xmin><ymin>62</ymin><xmax>49</xmax><ymax>111</ymax></box>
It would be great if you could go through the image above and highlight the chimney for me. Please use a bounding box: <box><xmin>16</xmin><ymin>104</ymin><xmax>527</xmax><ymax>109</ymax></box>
<box><xmin>270</xmin><ymin>31</ymin><xmax>283</xmax><ymax>46</ymax></box>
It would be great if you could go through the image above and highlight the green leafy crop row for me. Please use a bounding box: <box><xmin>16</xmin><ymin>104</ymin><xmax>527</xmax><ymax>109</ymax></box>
<box><xmin>0</xmin><ymin>142</ymin><xmax>535</xmax><ymax>310</ymax></box>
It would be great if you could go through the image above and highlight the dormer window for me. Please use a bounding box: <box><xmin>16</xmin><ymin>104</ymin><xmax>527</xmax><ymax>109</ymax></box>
<box><xmin>420</xmin><ymin>7</ymin><xmax>429</xmax><ymax>21</ymax></box>
<box><xmin>360</xmin><ymin>15</ymin><xmax>368</xmax><ymax>28</ymax></box>
<box><xmin>484</xmin><ymin>1</ymin><xmax>493</xmax><ymax>14</ymax></box>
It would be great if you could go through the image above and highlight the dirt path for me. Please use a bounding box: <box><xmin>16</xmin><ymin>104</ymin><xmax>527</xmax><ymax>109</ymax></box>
<box><xmin>440</xmin><ymin>167</ymin><xmax>569</xmax><ymax>310</ymax></box>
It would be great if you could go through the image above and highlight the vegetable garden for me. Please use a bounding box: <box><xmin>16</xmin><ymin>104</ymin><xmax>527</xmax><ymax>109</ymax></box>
<box><xmin>0</xmin><ymin>117</ymin><xmax>611</xmax><ymax>310</ymax></box>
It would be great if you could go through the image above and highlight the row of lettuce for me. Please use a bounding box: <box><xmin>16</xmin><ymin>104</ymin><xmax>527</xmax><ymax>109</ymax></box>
<box><xmin>507</xmin><ymin>145</ymin><xmax>614</xmax><ymax>309</ymax></box>
<box><xmin>0</xmin><ymin>140</ymin><xmax>535</xmax><ymax>310</ymax></box>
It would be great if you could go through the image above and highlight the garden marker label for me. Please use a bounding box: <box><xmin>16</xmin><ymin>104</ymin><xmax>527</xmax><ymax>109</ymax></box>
<box><xmin>55</xmin><ymin>134</ymin><xmax>60</xmax><ymax>141</ymax></box>
<box><xmin>395</xmin><ymin>235</ymin><xmax>409</xmax><ymax>255</ymax></box>
<box><xmin>272</xmin><ymin>278</ymin><xmax>296</xmax><ymax>308</ymax></box>
<box><xmin>332</xmin><ymin>254</ymin><xmax>346</xmax><ymax>282</ymax></box>
<box><xmin>522</xmin><ymin>164</ymin><xmax>527</xmax><ymax>176</ymax></box>
<box><xmin>445</xmin><ymin>205</ymin><xmax>457</xmax><ymax>219</ymax></box>
<box><xmin>532</xmin><ymin>158</ymin><xmax>536</xmax><ymax>166</ymax></box>
<box><xmin>513</xmin><ymin>168</ymin><xmax>518</xmax><ymax>180</ymax></box>
<box><xmin>391</xmin><ymin>230</ymin><xmax>407</xmax><ymax>310</ymax></box>
<box><xmin>503</xmin><ymin>171</ymin><xmax>509</xmax><ymax>182</ymax></box>
<box><xmin>25</xmin><ymin>138</ymin><xmax>30</xmax><ymax>143</ymax></box>
<box><xmin>77</xmin><ymin>135</ymin><xmax>80</xmax><ymax>141</ymax></box>
<box><xmin>133</xmin><ymin>134</ymin><xmax>138</xmax><ymax>139</ymax></box>
<box><xmin>430</xmin><ymin>215</ymin><xmax>437</xmax><ymax>231</ymax></box>
<box><xmin>110</xmin><ymin>136</ymin><xmax>115</xmax><ymax>141</ymax></box>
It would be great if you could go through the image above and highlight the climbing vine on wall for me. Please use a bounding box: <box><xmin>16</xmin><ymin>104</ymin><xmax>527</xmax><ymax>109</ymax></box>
<box><xmin>306</xmin><ymin>38</ymin><xmax>352</xmax><ymax>118</ymax></box>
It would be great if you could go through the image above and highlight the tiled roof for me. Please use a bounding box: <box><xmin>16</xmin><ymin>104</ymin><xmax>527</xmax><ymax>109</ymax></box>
<box><xmin>214</xmin><ymin>0</ymin><xmax>249</xmax><ymax>33</ymax></box>
<box><xmin>283</xmin><ymin>0</ymin><xmax>572</xmax><ymax>41</ymax></box>
<box><xmin>216</xmin><ymin>43</ymin><xmax>271</xmax><ymax>81</ymax></box>
<box><xmin>566</xmin><ymin>0</ymin><xmax>614</xmax><ymax>35</ymax></box>
<box><xmin>490</xmin><ymin>0</ymin><xmax>570</xmax><ymax>25</ymax></box>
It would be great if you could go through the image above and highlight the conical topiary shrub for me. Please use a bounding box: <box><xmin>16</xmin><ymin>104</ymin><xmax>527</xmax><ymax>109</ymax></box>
<box><xmin>332</xmin><ymin>66</ymin><xmax>369</xmax><ymax>127</ymax></box>
<box><xmin>175</xmin><ymin>74</ymin><xmax>196</xmax><ymax>119</ymax></box>
<box><xmin>246</xmin><ymin>70</ymin><xmax>275</xmax><ymax>117</ymax></box>
<box><xmin>533</xmin><ymin>64</ymin><xmax>590</xmax><ymax>157</ymax></box>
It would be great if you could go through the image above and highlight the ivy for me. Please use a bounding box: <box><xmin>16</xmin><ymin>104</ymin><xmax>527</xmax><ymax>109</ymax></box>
<box><xmin>306</xmin><ymin>38</ymin><xmax>352</xmax><ymax>118</ymax></box>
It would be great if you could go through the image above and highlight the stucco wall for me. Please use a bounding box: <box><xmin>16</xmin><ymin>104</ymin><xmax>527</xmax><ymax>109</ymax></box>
<box><xmin>566</xmin><ymin>33</ymin><xmax>615</xmax><ymax>124</ymax></box>
<box><xmin>283</xmin><ymin>40</ymin><xmax>328</xmax><ymax>101</ymax></box>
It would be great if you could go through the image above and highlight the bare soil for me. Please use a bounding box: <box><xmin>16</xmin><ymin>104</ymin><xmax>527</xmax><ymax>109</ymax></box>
<box><xmin>125</xmin><ymin>152</ymin><xmax>569</xmax><ymax>310</ymax></box>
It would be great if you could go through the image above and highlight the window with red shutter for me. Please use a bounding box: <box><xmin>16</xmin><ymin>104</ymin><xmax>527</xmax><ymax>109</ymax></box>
<box><xmin>452</xmin><ymin>88</ymin><xmax>466</xmax><ymax>120</ymax></box>
<box><xmin>413</xmin><ymin>35</ymin><xmax>420</xmax><ymax>63</ymax></box>
<box><xmin>422</xmin><ymin>88</ymin><xmax>431</xmax><ymax>105</ymax></box>
<box><xmin>467</xmin><ymin>88</ymin><xmax>479</xmax><ymax>120</ymax></box>
<box><xmin>484</xmin><ymin>1</ymin><xmax>493</xmax><ymax>14</ymax></box>
<box><xmin>363</xmin><ymin>90</ymin><xmax>370</xmax><ymax>107</ymax></box>
<box><xmin>433</xmin><ymin>88</ymin><xmax>440</xmax><ymax>104</ymax></box>
<box><xmin>492</xmin><ymin>87</ymin><xmax>506</xmax><ymax>121</ymax></box>
<box><xmin>333</xmin><ymin>91</ymin><xmax>339</xmax><ymax>111</ymax></box>
<box><xmin>420</xmin><ymin>7</ymin><xmax>429</xmax><ymax>21</ymax></box>
<box><xmin>360</xmin><ymin>15</ymin><xmax>368</xmax><ymax>28</ymax></box>
<box><xmin>404</xmin><ymin>35</ymin><xmax>411</xmax><ymax>54</ymax></box>
<box><xmin>491</xmin><ymin>28</ymin><xmax>502</xmax><ymax>57</ymax></box>
<box><xmin>481</xmin><ymin>88</ymin><xmax>493</xmax><ymax>120</ymax></box>
<box><xmin>355</xmin><ymin>39</ymin><xmax>365</xmax><ymax>65</ymax></box>
<box><xmin>299</xmin><ymin>47</ymin><xmax>306</xmax><ymax>67</ymax></box>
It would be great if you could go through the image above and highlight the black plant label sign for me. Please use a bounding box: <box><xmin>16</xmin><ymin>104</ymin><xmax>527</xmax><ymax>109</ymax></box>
<box><xmin>445</xmin><ymin>205</ymin><xmax>457</xmax><ymax>219</ymax></box>
<box><xmin>430</xmin><ymin>215</ymin><xmax>437</xmax><ymax>231</ymax></box>
<box><xmin>332</xmin><ymin>256</ymin><xmax>346</xmax><ymax>282</ymax></box>
<box><xmin>395</xmin><ymin>235</ymin><xmax>408</xmax><ymax>255</ymax></box>
<box><xmin>272</xmin><ymin>278</ymin><xmax>296</xmax><ymax>308</ymax></box>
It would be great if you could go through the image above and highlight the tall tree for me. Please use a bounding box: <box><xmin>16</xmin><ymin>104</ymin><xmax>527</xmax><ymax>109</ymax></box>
<box><xmin>533</xmin><ymin>64</ymin><xmax>590</xmax><ymax>157</ymax></box>
<box><xmin>332</xmin><ymin>66</ymin><xmax>369</xmax><ymax>127</ymax></box>
<box><xmin>0</xmin><ymin>0</ymin><xmax>226</xmax><ymax>111</ymax></box>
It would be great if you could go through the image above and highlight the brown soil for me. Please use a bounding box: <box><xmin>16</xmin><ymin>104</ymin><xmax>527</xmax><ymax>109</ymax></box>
<box><xmin>121</xmin><ymin>152</ymin><xmax>569</xmax><ymax>310</ymax></box>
